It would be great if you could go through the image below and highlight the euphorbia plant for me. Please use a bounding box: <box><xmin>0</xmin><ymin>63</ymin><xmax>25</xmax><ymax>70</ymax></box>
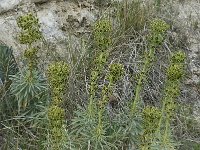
<box><xmin>17</xmin><ymin>13</ymin><xmax>42</xmax><ymax>74</ymax></box>
<box><xmin>47</xmin><ymin>61</ymin><xmax>70</xmax><ymax>149</ymax></box>
<box><xmin>88</xmin><ymin>19</ymin><xmax>112</xmax><ymax>117</ymax></box>
<box><xmin>96</xmin><ymin>63</ymin><xmax>124</xmax><ymax>138</ymax></box>
<box><xmin>154</xmin><ymin>50</ymin><xmax>186</xmax><ymax>149</ymax></box>
<box><xmin>131</xmin><ymin>19</ymin><xmax>170</xmax><ymax>114</ymax></box>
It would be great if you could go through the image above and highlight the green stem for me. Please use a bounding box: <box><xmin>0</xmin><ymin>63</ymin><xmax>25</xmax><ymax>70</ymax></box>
<box><xmin>131</xmin><ymin>48</ymin><xmax>155</xmax><ymax>115</ymax></box>
<box><xmin>157</xmin><ymin>97</ymin><xmax>167</xmax><ymax>134</ymax></box>
<box><xmin>87</xmin><ymin>52</ymin><xmax>109</xmax><ymax>117</ymax></box>
<box><xmin>28</xmin><ymin>43</ymin><xmax>33</xmax><ymax>78</ymax></box>
<box><xmin>96</xmin><ymin>109</ymin><xmax>103</xmax><ymax>138</ymax></box>
<box><xmin>164</xmin><ymin>116</ymin><xmax>170</xmax><ymax>141</ymax></box>
<box><xmin>96</xmin><ymin>81</ymin><xmax>112</xmax><ymax>138</ymax></box>
<box><xmin>88</xmin><ymin>95</ymin><xmax>95</xmax><ymax>117</ymax></box>
<box><xmin>87</xmin><ymin>76</ymin><xmax>98</xmax><ymax>117</ymax></box>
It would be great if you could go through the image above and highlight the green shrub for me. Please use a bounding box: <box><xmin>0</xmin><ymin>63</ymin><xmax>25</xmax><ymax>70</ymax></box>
<box><xmin>0</xmin><ymin>45</ymin><xmax>18</xmax><ymax>84</ymax></box>
<box><xmin>1</xmin><ymin>3</ymin><xmax>194</xmax><ymax>149</ymax></box>
<box><xmin>10</xmin><ymin>68</ymin><xmax>47</xmax><ymax>111</ymax></box>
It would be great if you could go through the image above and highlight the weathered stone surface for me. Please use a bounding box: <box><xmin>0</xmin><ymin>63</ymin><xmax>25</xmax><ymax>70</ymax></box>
<box><xmin>0</xmin><ymin>0</ymin><xmax>97</xmax><ymax>57</ymax></box>
<box><xmin>0</xmin><ymin>0</ymin><xmax>22</xmax><ymax>14</ymax></box>
<box><xmin>0</xmin><ymin>16</ymin><xmax>22</xmax><ymax>57</ymax></box>
<box><xmin>0</xmin><ymin>0</ymin><xmax>199</xmax><ymax>89</ymax></box>
<box><xmin>37</xmin><ymin>4</ymin><xmax>64</xmax><ymax>41</ymax></box>
<box><xmin>176</xmin><ymin>1</ymin><xmax>200</xmax><ymax>85</ymax></box>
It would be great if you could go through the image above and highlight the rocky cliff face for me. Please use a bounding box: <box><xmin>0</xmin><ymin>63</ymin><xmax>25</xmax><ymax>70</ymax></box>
<box><xmin>175</xmin><ymin>0</ymin><xmax>200</xmax><ymax>121</ymax></box>
<box><xmin>0</xmin><ymin>0</ymin><xmax>97</xmax><ymax>58</ymax></box>
<box><xmin>0</xmin><ymin>0</ymin><xmax>199</xmax><ymax>88</ymax></box>
<box><xmin>176</xmin><ymin>1</ymin><xmax>200</xmax><ymax>86</ymax></box>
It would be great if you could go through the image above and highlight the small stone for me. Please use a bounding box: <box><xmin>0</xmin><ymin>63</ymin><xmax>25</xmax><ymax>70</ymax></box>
<box><xmin>31</xmin><ymin>0</ymin><xmax>49</xmax><ymax>4</ymax></box>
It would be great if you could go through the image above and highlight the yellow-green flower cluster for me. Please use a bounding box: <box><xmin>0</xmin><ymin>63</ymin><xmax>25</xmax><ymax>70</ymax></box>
<box><xmin>107</xmin><ymin>63</ymin><xmax>125</xmax><ymax>83</ymax></box>
<box><xmin>94</xmin><ymin>52</ymin><xmax>109</xmax><ymax>71</ymax></box>
<box><xmin>148</xmin><ymin>19</ymin><xmax>170</xmax><ymax>48</ymax></box>
<box><xmin>142</xmin><ymin>106</ymin><xmax>161</xmax><ymax>135</ymax></box>
<box><xmin>150</xmin><ymin>19</ymin><xmax>170</xmax><ymax>34</ymax></box>
<box><xmin>24</xmin><ymin>48</ymin><xmax>38</xmax><ymax>69</ymax></box>
<box><xmin>48</xmin><ymin>105</ymin><xmax>65</xmax><ymax>147</ymax></box>
<box><xmin>47</xmin><ymin>61</ymin><xmax>70</xmax><ymax>99</ymax></box>
<box><xmin>17</xmin><ymin>13</ymin><xmax>42</xmax><ymax>45</ymax></box>
<box><xmin>19</xmin><ymin>30</ymin><xmax>42</xmax><ymax>45</ymax></box>
<box><xmin>165</xmin><ymin>81</ymin><xmax>180</xmax><ymax>99</ymax></box>
<box><xmin>167</xmin><ymin>64</ymin><xmax>184</xmax><ymax>81</ymax></box>
<box><xmin>24</xmin><ymin>48</ymin><xmax>38</xmax><ymax>58</ymax></box>
<box><xmin>47</xmin><ymin>61</ymin><xmax>70</xmax><ymax>148</ymax></box>
<box><xmin>48</xmin><ymin>105</ymin><xmax>65</xmax><ymax>128</ymax></box>
<box><xmin>171</xmin><ymin>51</ymin><xmax>186</xmax><ymax>63</ymax></box>
<box><xmin>141</xmin><ymin>106</ymin><xmax>161</xmax><ymax>148</ymax></box>
<box><xmin>17</xmin><ymin>13</ymin><xmax>42</xmax><ymax>72</ymax></box>
<box><xmin>94</xmin><ymin>19</ymin><xmax>112</xmax><ymax>51</ymax></box>
<box><xmin>167</xmin><ymin>51</ymin><xmax>185</xmax><ymax>81</ymax></box>
<box><xmin>17</xmin><ymin>13</ymin><xmax>40</xmax><ymax>30</ymax></box>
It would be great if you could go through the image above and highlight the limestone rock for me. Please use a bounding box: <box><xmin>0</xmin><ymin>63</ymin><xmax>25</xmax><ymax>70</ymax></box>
<box><xmin>0</xmin><ymin>0</ymin><xmax>22</xmax><ymax>14</ymax></box>
<box><xmin>0</xmin><ymin>16</ymin><xmax>23</xmax><ymax>58</ymax></box>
